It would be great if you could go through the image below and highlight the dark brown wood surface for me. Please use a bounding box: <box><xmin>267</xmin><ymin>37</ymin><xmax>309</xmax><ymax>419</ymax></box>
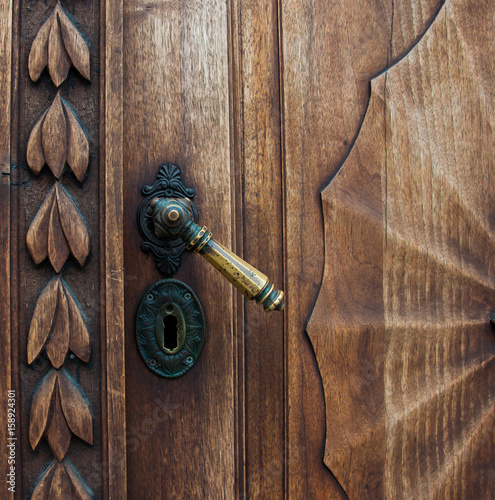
<box><xmin>229</xmin><ymin>1</ymin><xmax>285</xmax><ymax>497</ymax></box>
<box><xmin>123</xmin><ymin>1</ymin><xmax>236</xmax><ymax>498</ymax></box>
<box><xmin>9</xmin><ymin>0</ymin><xmax>104</xmax><ymax>497</ymax></box>
<box><xmin>101</xmin><ymin>0</ymin><xmax>126</xmax><ymax>497</ymax></box>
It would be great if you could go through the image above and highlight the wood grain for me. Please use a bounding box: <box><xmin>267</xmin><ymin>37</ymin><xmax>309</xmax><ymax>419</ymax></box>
<box><xmin>123</xmin><ymin>0</ymin><xmax>234</xmax><ymax>497</ymax></box>
<box><xmin>229</xmin><ymin>1</ymin><xmax>285</xmax><ymax>497</ymax></box>
<box><xmin>58</xmin><ymin>369</ymin><xmax>93</xmax><ymax>445</ymax></box>
<box><xmin>30</xmin><ymin>369</ymin><xmax>93</xmax><ymax>463</ymax></box>
<box><xmin>281</xmin><ymin>0</ymin><xmax>444</xmax><ymax>497</ymax></box>
<box><xmin>44</xmin><ymin>283</ymin><xmax>69</xmax><ymax>369</ymax></box>
<box><xmin>308</xmin><ymin>0</ymin><xmax>495</xmax><ymax>497</ymax></box>
<box><xmin>46</xmin><ymin>386</ymin><xmax>72</xmax><ymax>462</ymax></box>
<box><xmin>29</xmin><ymin>370</ymin><xmax>57</xmax><ymax>452</ymax></box>
<box><xmin>19</xmin><ymin>0</ymin><xmax>101</xmax><ymax>495</ymax></box>
<box><xmin>0</xmin><ymin>0</ymin><xmax>12</xmax><ymax>495</ymax></box>
<box><xmin>101</xmin><ymin>0</ymin><xmax>127</xmax><ymax>496</ymax></box>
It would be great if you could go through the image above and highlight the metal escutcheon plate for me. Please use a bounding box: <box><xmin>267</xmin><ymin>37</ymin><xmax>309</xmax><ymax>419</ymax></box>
<box><xmin>135</xmin><ymin>279</ymin><xmax>205</xmax><ymax>378</ymax></box>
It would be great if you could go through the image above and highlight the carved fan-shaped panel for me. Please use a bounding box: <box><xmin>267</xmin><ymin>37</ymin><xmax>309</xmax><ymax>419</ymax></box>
<box><xmin>308</xmin><ymin>1</ymin><xmax>495</xmax><ymax>498</ymax></box>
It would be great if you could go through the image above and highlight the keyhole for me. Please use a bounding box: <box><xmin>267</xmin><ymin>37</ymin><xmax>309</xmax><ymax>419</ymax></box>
<box><xmin>163</xmin><ymin>314</ymin><xmax>179</xmax><ymax>351</ymax></box>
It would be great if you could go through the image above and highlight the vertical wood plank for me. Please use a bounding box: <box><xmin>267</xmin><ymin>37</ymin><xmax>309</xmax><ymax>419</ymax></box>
<box><xmin>0</xmin><ymin>0</ymin><xmax>12</xmax><ymax>496</ymax></box>
<box><xmin>280</xmin><ymin>0</ymin><xmax>444</xmax><ymax>497</ymax></box>
<box><xmin>230</xmin><ymin>1</ymin><xmax>285</xmax><ymax>498</ymax></box>
<box><xmin>227</xmin><ymin>2</ymin><xmax>246</xmax><ymax>496</ymax></box>
<box><xmin>101</xmin><ymin>0</ymin><xmax>126</xmax><ymax>496</ymax></box>
<box><xmin>123</xmin><ymin>1</ymin><xmax>234</xmax><ymax>497</ymax></box>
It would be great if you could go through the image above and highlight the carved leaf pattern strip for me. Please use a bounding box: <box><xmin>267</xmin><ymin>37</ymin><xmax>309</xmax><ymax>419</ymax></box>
<box><xmin>31</xmin><ymin>460</ymin><xmax>93</xmax><ymax>500</ymax></box>
<box><xmin>26</xmin><ymin>183</ymin><xmax>90</xmax><ymax>272</ymax></box>
<box><xmin>27</xmin><ymin>92</ymin><xmax>89</xmax><ymax>181</ymax></box>
<box><xmin>28</xmin><ymin>277</ymin><xmax>91</xmax><ymax>367</ymax></box>
<box><xmin>28</xmin><ymin>1</ymin><xmax>90</xmax><ymax>87</ymax></box>
<box><xmin>29</xmin><ymin>369</ymin><xmax>93</xmax><ymax>462</ymax></box>
<box><xmin>27</xmin><ymin>0</ymin><xmax>94</xmax><ymax>495</ymax></box>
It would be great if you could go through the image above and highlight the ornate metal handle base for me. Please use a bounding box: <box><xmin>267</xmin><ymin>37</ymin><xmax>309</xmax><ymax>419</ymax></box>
<box><xmin>150</xmin><ymin>196</ymin><xmax>284</xmax><ymax>312</ymax></box>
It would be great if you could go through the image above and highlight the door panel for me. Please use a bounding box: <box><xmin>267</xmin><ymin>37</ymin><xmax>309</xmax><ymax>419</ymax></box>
<box><xmin>228</xmin><ymin>1</ymin><xmax>286</xmax><ymax>498</ymax></box>
<box><xmin>308</xmin><ymin>1</ymin><xmax>495</xmax><ymax>497</ymax></box>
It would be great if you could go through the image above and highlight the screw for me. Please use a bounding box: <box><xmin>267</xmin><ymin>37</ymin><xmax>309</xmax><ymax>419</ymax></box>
<box><xmin>149</xmin><ymin>359</ymin><xmax>157</xmax><ymax>367</ymax></box>
<box><xmin>184</xmin><ymin>293</ymin><xmax>192</xmax><ymax>300</ymax></box>
<box><xmin>146</xmin><ymin>293</ymin><xmax>154</xmax><ymax>301</ymax></box>
<box><xmin>185</xmin><ymin>356</ymin><xmax>194</xmax><ymax>365</ymax></box>
<box><xmin>167</xmin><ymin>209</ymin><xmax>180</xmax><ymax>221</ymax></box>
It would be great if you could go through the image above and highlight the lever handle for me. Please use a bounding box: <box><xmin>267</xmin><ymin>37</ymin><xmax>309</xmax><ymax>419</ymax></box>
<box><xmin>150</xmin><ymin>197</ymin><xmax>284</xmax><ymax>312</ymax></box>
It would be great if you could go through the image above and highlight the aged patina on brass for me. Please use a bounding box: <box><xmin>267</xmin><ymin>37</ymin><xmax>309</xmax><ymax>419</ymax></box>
<box><xmin>150</xmin><ymin>196</ymin><xmax>285</xmax><ymax>312</ymax></box>
<box><xmin>135</xmin><ymin>279</ymin><xmax>205</xmax><ymax>378</ymax></box>
<box><xmin>138</xmin><ymin>164</ymin><xmax>284</xmax><ymax>311</ymax></box>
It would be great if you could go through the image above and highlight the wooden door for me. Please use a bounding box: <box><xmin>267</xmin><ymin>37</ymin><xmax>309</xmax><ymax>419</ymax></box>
<box><xmin>2</xmin><ymin>0</ymin><xmax>494</xmax><ymax>498</ymax></box>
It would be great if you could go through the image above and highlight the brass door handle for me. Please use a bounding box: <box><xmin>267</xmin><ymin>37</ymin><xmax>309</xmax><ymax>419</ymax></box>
<box><xmin>149</xmin><ymin>196</ymin><xmax>284</xmax><ymax>312</ymax></box>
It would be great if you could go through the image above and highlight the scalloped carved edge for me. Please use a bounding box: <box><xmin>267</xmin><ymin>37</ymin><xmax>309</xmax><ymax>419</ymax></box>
<box><xmin>306</xmin><ymin>1</ymin><xmax>495</xmax><ymax>497</ymax></box>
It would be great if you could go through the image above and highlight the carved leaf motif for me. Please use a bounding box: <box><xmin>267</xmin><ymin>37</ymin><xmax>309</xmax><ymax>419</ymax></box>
<box><xmin>58</xmin><ymin>369</ymin><xmax>93</xmax><ymax>445</ymax></box>
<box><xmin>65</xmin><ymin>102</ymin><xmax>90</xmax><ymax>182</ymax></box>
<box><xmin>49</xmin><ymin>462</ymin><xmax>72</xmax><ymax>498</ymax></box>
<box><xmin>28</xmin><ymin>277</ymin><xmax>91</xmax><ymax>366</ymax></box>
<box><xmin>64</xmin><ymin>462</ymin><xmax>93</xmax><ymax>500</ymax></box>
<box><xmin>57</xmin><ymin>6</ymin><xmax>91</xmax><ymax>81</ymax></box>
<box><xmin>31</xmin><ymin>461</ymin><xmax>56</xmax><ymax>500</ymax></box>
<box><xmin>29</xmin><ymin>370</ymin><xmax>93</xmax><ymax>462</ymax></box>
<box><xmin>26</xmin><ymin>185</ymin><xmax>56</xmax><ymax>265</ymax></box>
<box><xmin>28</xmin><ymin>1</ymin><xmax>90</xmax><ymax>86</ymax></box>
<box><xmin>26</xmin><ymin>183</ymin><xmax>90</xmax><ymax>272</ymax></box>
<box><xmin>42</xmin><ymin>93</ymin><xmax>67</xmax><ymax>177</ymax></box>
<box><xmin>56</xmin><ymin>184</ymin><xmax>90</xmax><ymax>266</ymax></box>
<box><xmin>29</xmin><ymin>370</ymin><xmax>57</xmax><ymax>450</ymax></box>
<box><xmin>48</xmin><ymin>10</ymin><xmax>71</xmax><ymax>88</ymax></box>
<box><xmin>31</xmin><ymin>461</ymin><xmax>93</xmax><ymax>500</ymax></box>
<box><xmin>26</xmin><ymin>109</ymin><xmax>47</xmax><ymax>175</ymax></box>
<box><xmin>46</xmin><ymin>387</ymin><xmax>71</xmax><ymax>461</ymax></box>
<box><xmin>27</xmin><ymin>279</ymin><xmax>59</xmax><ymax>365</ymax></box>
<box><xmin>44</xmin><ymin>284</ymin><xmax>69</xmax><ymax>369</ymax></box>
<box><xmin>66</xmin><ymin>288</ymin><xmax>91</xmax><ymax>363</ymax></box>
<box><xmin>47</xmin><ymin>193</ymin><xmax>70</xmax><ymax>275</ymax></box>
<box><xmin>28</xmin><ymin>9</ymin><xmax>53</xmax><ymax>84</ymax></box>
<box><xmin>308</xmin><ymin>1</ymin><xmax>495</xmax><ymax>497</ymax></box>
<box><xmin>27</xmin><ymin>92</ymin><xmax>89</xmax><ymax>182</ymax></box>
